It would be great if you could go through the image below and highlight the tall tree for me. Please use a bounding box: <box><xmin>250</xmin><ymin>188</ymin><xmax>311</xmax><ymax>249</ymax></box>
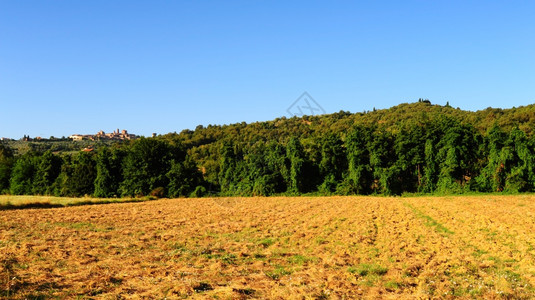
<box><xmin>167</xmin><ymin>156</ymin><xmax>203</xmax><ymax>197</ymax></box>
<box><xmin>286</xmin><ymin>137</ymin><xmax>307</xmax><ymax>194</ymax></box>
<box><xmin>119</xmin><ymin>138</ymin><xmax>174</xmax><ymax>197</ymax></box>
<box><xmin>318</xmin><ymin>134</ymin><xmax>346</xmax><ymax>193</ymax></box>
<box><xmin>369</xmin><ymin>129</ymin><xmax>399</xmax><ymax>195</ymax></box>
<box><xmin>394</xmin><ymin>125</ymin><xmax>426</xmax><ymax>192</ymax></box>
<box><xmin>94</xmin><ymin>147</ymin><xmax>124</xmax><ymax>197</ymax></box>
<box><xmin>218</xmin><ymin>140</ymin><xmax>242</xmax><ymax>195</ymax></box>
<box><xmin>9</xmin><ymin>152</ymin><xmax>38</xmax><ymax>195</ymax></box>
<box><xmin>67</xmin><ymin>152</ymin><xmax>97</xmax><ymax>196</ymax></box>
<box><xmin>343</xmin><ymin>125</ymin><xmax>372</xmax><ymax>195</ymax></box>
<box><xmin>476</xmin><ymin>124</ymin><xmax>508</xmax><ymax>192</ymax></box>
<box><xmin>435</xmin><ymin>119</ymin><xmax>481</xmax><ymax>193</ymax></box>
<box><xmin>264</xmin><ymin>141</ymin><xmax>289</xmax><ymax>193</ymax></box>
<box><xmin>0</xmin><ymin>144</ymin><xmax>14</xmax><ymax>193</ymax></box>
<box><xmin>32</xmin><ymin>151</ymin><xmax>62</xmax><ymax>195</ymax></box>
<box><xmin>503</xmin><ymin>127</ymin><xmax>534</xmax><ymax>192</ymax></box>
<box><xmin>422</xmin><ymin>139</ymin><xmax>438</xmax><ymax>192</ymax></box>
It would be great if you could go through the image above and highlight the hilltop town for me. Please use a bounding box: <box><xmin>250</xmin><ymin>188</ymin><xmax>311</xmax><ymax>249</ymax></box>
<box><xmin>69</xmin><ymin>129</ymin><xmax>138</xmax><ymax>141</ymax></box>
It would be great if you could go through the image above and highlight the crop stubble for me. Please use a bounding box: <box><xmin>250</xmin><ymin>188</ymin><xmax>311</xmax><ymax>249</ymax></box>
<box><xmin>1</xmin><ymin>195</ymin><xmax>535</xmax><ymax>298</ymax></box>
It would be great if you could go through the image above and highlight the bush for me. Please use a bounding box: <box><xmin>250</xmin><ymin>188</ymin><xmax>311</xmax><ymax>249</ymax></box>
<box><xmin>190</xmin><ymin>186</ymin><xmax>206</xmax><ymax>198</ymax></box>
<box><xmin>318</xmin><ymin>174</ymin><xmax>337</xmax><ymax>195</ymax></box>
<box><xmin>150</xmin><ymin>187</ymin><xmax>165</xmax><ymax>198</ymax></box>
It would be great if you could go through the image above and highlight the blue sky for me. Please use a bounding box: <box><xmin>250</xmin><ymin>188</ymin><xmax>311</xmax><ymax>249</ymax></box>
<box><xmin>1</xmin><ymin>1</ymin><xmax>534</xmax><ymax>138</ymax></box>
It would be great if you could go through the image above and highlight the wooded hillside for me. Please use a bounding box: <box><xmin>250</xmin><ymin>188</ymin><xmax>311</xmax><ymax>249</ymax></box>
<box><xmin>2</xmin><ymin>101</ymin><xmax>535</xmax><ymax>197</ymax></box>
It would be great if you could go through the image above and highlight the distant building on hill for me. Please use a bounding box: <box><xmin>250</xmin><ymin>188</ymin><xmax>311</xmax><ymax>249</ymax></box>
<box><xmin>69</xmin><ymin>134</ymin><xmax>86</xmax><ymax>141</ymax></box>
<box><xmin>69</xmin><ymin>129</ymin><xmax>138</xmax><ymax>141</ymax></box>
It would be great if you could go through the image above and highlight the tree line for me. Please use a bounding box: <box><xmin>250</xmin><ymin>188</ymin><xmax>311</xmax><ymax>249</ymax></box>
<box><xmin>213</xmin><ymin>118</ymin><xmax>535</xmax><ymax>196</ymax></box>
<box><xmin>0</xmin><ymin>137</ymin><xmax>203</xmax><ymax>198</ymax></box>
<box><xmin>2</xmin><ymin>102</ymin><xmax>535</xmax><ymax>197</ymax></box>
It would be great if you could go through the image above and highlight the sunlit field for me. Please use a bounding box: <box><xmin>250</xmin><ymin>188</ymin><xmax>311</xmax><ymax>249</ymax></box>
<box><xmin>2</xmin><ymin>195</ymin><xmax>535</xmax><ymax>298</ymax></box>
<box><xmin>0</xmin><ymin>195</ymin><xmax>145</xmax><ymax>210</ymax></box>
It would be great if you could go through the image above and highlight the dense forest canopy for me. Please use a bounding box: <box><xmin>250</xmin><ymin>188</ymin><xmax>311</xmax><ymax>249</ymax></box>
<box><xmin>2</xmin><ymin>101</ymin><xmax>535</xmax><ymax>197</ymax></box>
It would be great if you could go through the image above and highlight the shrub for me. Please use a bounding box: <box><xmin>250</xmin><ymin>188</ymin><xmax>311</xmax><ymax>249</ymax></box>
<box><xmin>150</xmin><ymin>187</ymin><xmax>165</xmax><ymax>198</ymax></box>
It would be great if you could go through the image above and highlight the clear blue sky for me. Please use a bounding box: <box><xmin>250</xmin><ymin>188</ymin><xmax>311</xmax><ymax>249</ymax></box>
<box><xmin>1</xmin><ymin>1</ymin><xmax>534</xmax><ymax>138</ymax></box>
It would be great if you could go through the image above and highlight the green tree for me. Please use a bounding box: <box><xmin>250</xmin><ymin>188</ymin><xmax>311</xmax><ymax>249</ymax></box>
<box><xmin>476</xmin><ymin>124</ymin><xmax>507</xmax><ymax>192</ymax></box>
<box><xmin>394</xmin><ymin>125</ymin><xmax>426</xmax><ymax>193</ymax></box>
<box><xmin>53</xmin><ymin>155</ymin><xmax>73</xmax><ymax>196</ymax></box>
<box><xmin>422</xmin><ymin>139</ymin><xmax>438</xmax><ymax>192</ymax></box>
<box><xmin>119</xmin><ymin>138</ymin><xmax>175</xmax><ymax>197</ymax></box>
<box><xmin>343</xmin><ymin>125</ymin><xmax>372</xmax><ymax>195</ymax></box>
<box><xmin>32</xmin><ymin>151</ymin><xmax>62</xmax><ymax>195</ymax></box>
<box><xmin>318</xmin><ymin>134</ymin><xmax>346</xmax><ymax>193</ymax></box>
<box><xmin>264</xmin><ymin>141</ymin><xmax>289</xmax><ymax>193</ymax></box>
<box><xmin>218</xmin><ymin>140</ymin><xmax>241</xmax><ymax>195</ymax></box>
<box><xmin>0</xmin><ymin>144</ymin><xmax>14</xmax><ymax>193</ymax></box>
<box><xmin>369</xmin><ymin>129</ymin><xmax>399</xmax><ymax>195</ymax></box>
<box><xmin>503</xmin><ymin>127</ymin><xmax>534</xmax><ymax>192</ymax></box>
<box><xmin>167</xmin><ymin>157</ymin><xmax>203</xmax><ymax>197</ymax></box>
<box><xmin>9</xmin><ymin>152</ymin><xmax>38</xmax><ymax>195</ymax></box>
<box><xmin>94</xmin><ymin>147</ymin><xmax>124</xmax><ymax>197</ymax></box>
<box><xmin>286</xmin><ymin>137</ymin><xmax>306</xmax><ymax>194</ymax></box>
<box><xmin>435</xmin><ymin>119</ymin><xmax>481</xmax><ymax>193</ymax></box>
<box><xmin>65</xmin><ymin>152</ymin><xmax>97</xmax><ymax>196</ymax></box>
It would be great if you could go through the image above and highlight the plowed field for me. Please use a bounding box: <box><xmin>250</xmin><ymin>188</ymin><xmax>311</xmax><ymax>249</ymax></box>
<box><xmin>2</xmin><ymin>195</ymin><xmax>535</xmax><ymax>299</ymax></box>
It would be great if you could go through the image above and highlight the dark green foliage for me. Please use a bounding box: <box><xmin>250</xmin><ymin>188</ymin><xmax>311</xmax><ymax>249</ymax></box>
<box><xmin>32</xmin><ymin>151</ymin><xmax>62</xmax><ymax>195</ymax></box>
<box><xmin>190</xmin><ymin>185</ymin><xmax>207</xmax><ymax>197</ymax></box>
<box><xmin>369</xmin><ymin>129</ymin><xmax>399</xmax><ymax>195</ymax></box>
<box><xmin>0</xmin><ymin>144</ymin><xmax>14</xmax><ymax>193</ymax></box>
<box><xmin>318</xmin><ymin>134</ymin><xmax>346</xmax><ymax>192</ymax></box>
<box><xmin>476</xmin><ymin>125</ymin><xmax>504</xmax><ymax>192</ymax></box>
<box><xmin>247</xmin><ymin>142</ymin><xmax>287</xmax><ymax>196</ymax></box>
<box><xmin>343</xmin><ymin>126</ymin><xmax>372</xmax><ymax>195</ymax></box>
<box><xmin>506</xmin><ymin>128</ymin><xmax>535</xmax><ymax>192</ymax></box>
<box><xmin>119</xmin><ymin>138</ymin><xmax>177</xmax><ymax>197</ymax></box>
<box><xmin>218</xmin><ymin>140</ymin><xmax>288</xmax><ymax>196</ymax></box>
<box><xmin>218</xmin><ymin>140</ymin><xmax>241</xmax><ymax>195</ymax></box>
<box><xmin>263</xmin><ymin>141</ymin><xmax>289</xmax><ymax>194</ymax></box>
<box><xmin>61</xmin><ymin>152</ymin><xmax>97</xmax><ymax>197</ymax></box>
<box><xmin>286</xmin><ymin>137</ymin><xmax>307</xmax><ymax>194</ymax></box>
<box><xmin>94</xmin><ymin>147</ymin><xmax>124</xmax><ymax>197</ymax></box>
<box><xmin>9</xmin><ymin>152</ymin><xmax>37</xmax><ymax>195</ymax></box>
<box><xmin>434</xmin><ymin>118</ymin><xmax>481</xmax><ymax>193</ymax></box>
<box><xmin>167</xmin><ymin>158</ymin><xmax>203</xmax><ymax>197</ymax></box>
<box><xmin>7</xmin><ymin>101</ymin><xmax>535</xmax><ymax>198</ymax></box>
<box><xmin>394</xmin><ymin>125</ymin><xmax>426</xmax><ymax>193</ymax></box>
<box><xmin>53</xmin><ymin>155</ymin><xmax>72</xmax><ymax>196</ymax></box>
<box><xmin>422</xmin><ymin>139</ymin><xmax>438</xmax><ymax>192</ymax></box>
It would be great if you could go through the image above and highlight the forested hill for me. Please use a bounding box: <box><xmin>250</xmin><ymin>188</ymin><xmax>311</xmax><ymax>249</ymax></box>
<box><xmin>178</xmin><ymin>101</ymin><xmax>535</xmax><ymax>148</ymax></box>
<box><xmin>2</xmin><ymin>100</ymin><xmax>535</xmax><ymax>198</ymax></box>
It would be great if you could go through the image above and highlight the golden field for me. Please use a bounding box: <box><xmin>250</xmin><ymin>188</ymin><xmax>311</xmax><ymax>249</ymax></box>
<box><xmin>1</xmin><ymin>195</ymin><xmax>535</xmax><ymax>299</ymax></box>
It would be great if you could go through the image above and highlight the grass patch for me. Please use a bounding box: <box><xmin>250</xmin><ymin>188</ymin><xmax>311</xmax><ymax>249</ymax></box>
<box><xmin>348</xmin><ymin>263</ymin><xmax>388</xmax><ymax>277</ymax></box>
<box><xmin>258</xmin><ymin>238</ymin><xmax>275</xmax><ymax>248</ymax></box>
<box><xmin>404</xmin><ymin>202</ymin><xmax>454</xmax><ymax>235</ymax></box>
<box><xmin>348</xmin><ymin>263</ymin><xmax>388</xmax><ymax>287</ymax></box>
<box><xmin>0</xmin><ymin>195</ymin><xmax>152</xmax><ymax>210</ymax></box>
<box><xmin>287</xmin><ymin>254</ymin><xmax>316</xmax><ymax>266</ymax></box>
<box><xmin>201</xmin><ymin>250</ymin><xmax>238</xmax><ymax>265</ymax></box>
<box><xmin>384</xmin><ymin>280</ymin><xmax>401</xmax><ymax>291</ymax></box>
<box><xmin>265</xmin><ymin>266</ymin><xmax>292</xmax><ymax>280</ymax></box>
